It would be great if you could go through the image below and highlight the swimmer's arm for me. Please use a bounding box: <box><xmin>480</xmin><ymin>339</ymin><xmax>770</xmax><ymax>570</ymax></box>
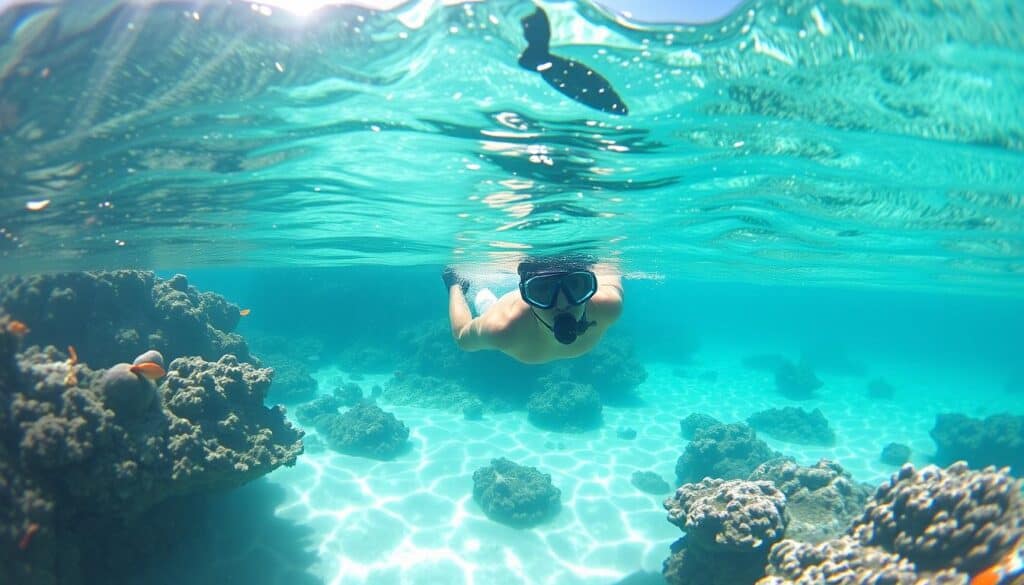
<box><xmin>447</xmin><ymin>286</ymin><xmax>498</xmax><ymax>352</ymax></box>
<box><xmin>590</xmin><ymin>263</ymin><xmax>624</xmax><ymax>320</ymax></box>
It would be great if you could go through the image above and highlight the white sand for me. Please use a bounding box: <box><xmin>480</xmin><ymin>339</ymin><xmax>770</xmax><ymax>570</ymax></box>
<box><xmin>262</xmin><ymin>350</ymin><xmax>1019</xmax><ymax>584</ymax></box>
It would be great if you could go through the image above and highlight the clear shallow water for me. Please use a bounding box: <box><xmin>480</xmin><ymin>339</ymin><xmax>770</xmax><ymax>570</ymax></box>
<box><xmin>1</xmin><ymin>0</ymin><xmax>1022</xmax><ymax>294</ymax></box>
<box><xmin>1</xmin><ymin>1</ymin><xmax>1024</xmax><ymax>583</ymax></box>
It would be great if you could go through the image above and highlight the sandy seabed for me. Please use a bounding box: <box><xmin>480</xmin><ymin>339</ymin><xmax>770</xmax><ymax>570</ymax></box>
<box><xmin>259</xmin><ymin>346</ymin><xmax>1017</xmax><ymax>585</ymax></box>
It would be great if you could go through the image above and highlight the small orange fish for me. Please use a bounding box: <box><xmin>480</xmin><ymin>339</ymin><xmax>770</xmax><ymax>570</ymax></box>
<box><xmin>18</xmin><ymin>523</ymin><xmax>39</xmax><ymax>551</ymax></box>
<box><xmin>239</xmin><ymin>308</ymin><xmax>251</xmax><ymax>316</ymax></box>
<box><xmin>67</xmin><ymin>345</ymin><xmax>78</xmax><ymax>365</ymax></box>
<box><xmin>130</xmin><ymin>361</ymin><xmax>166</xmax><ymax>380</ymax></box>
<box><xmin>5</xmin><ymin>320</ymin><xmax>29</xmax><ymax>336</ymax></box>
<box><xmin>973</xmin><ymin>540</ymin><xmax>1024</xmax><ymax>585</ymax></box>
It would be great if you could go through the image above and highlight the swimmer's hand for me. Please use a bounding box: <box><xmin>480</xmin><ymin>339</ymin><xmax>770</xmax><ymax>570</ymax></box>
<box><xmin>441</xmin><ymin>266</ymin><xmax>470</xmax><ymax>293</ymax></box>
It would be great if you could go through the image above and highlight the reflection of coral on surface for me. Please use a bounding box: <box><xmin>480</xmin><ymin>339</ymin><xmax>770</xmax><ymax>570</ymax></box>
<box><xmin>930</xmin><ymin>413</ymin><xmax>1024</xmax><ymax>474</ymax></box>
<box><xmin>663</xmin><ymin>478</ymin><xmax>787</xmax><ymax>585</ymax></box>
<box><xmin>526</xmin><ymin>377</ymin><xmax>602</xmax><ymax>432</ymax></box>
<box><xmin>0</xmin><ymin>319</ymin><xmax>302</xmax><ymax>585</ymax></box>
<box><xmin>747</xmin><ymin>407</ymin><xmax>836</xmax><ymax>446</ymax></box>
<box><xmin>675</xmin><ymin>422</ymin><xmax>780</xmax><ymax>485</ymax></box>
<box><xmin>316</xmin><ymin>401</ymin><xmax>409</xmax><ymax>460</ymax></box>
<box><xmin>0</xmin><ymin>271</ymin><xmax>249</xmax><ymax>369</ymax></box>
<box><xmin>472</xmin><ymin>458</ymin><xmax>561</xmax><ymax>528</ymax></box>
<box><xmin>749</xmin><ymin>458</ymin><xmax>871</xmax><ymax>543</ymax></box>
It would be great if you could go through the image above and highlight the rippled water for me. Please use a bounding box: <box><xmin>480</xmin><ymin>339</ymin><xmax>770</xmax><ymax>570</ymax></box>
<box><xmin>1</xmin><ymin>0</ymin><xmax>1022</xmax><ymax>293</ymax></box>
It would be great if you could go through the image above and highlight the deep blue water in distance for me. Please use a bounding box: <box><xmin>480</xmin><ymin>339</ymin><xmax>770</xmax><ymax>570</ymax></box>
<box><xmin>177</xmin><ymin>266</ymin><xmax>1024</xmax><ymax>388</ymax></box>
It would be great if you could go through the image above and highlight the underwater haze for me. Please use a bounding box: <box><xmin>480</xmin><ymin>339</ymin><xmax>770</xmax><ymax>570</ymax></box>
<box><xmin>1</xmin><ymin>0</ymin><xmax>1024</xmax><ymax>584</ymax></box>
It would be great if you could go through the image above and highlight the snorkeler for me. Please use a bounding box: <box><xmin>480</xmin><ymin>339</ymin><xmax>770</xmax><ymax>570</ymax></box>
<box><xmin>442</xmin><ymin>257</ymin><xmax>623</xmax><ymax>364</ymax></box>
<box><xmin>518</xmin><ymin>6</ymin><xmax>628</xmax><ymax>115</ymax></box>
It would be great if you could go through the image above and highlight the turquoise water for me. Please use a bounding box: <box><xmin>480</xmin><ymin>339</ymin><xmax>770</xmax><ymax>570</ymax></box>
<box><xmin>2</xmin><ymin>0</ymin><xmax>1022</xmax><ymax>294</ymax></box>
<box><xmin>2</xmin><ymin>0</ymin><xmax>1024</xmax><ymax>583</ymax></box>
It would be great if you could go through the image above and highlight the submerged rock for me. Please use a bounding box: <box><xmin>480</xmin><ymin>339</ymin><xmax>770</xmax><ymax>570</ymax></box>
<box><xmin>316</xmin><ymin>402</ymin><xmax>409</xmax><ymax>460</ymax></box>
<box><xmin>472</xmin><ymin>458</ymin><xmax>561</xmax><ymax>528</ymax></box>
<box><xmin>880</xmin><ymin>442</ymin><xmax>911</xmax><ymax>466</ymax></box>
<box><xmin>631</xmin><ymin>471</ymin><xmax>670</xmax><ymax>495</ymax></box>
<box><xmin>526</xmin><ymin>379</ymin><xmax>602</xmax><ymax>432</ymax></box>
<box><xmin>747</xmin><ymin>407</ymin><xmax>836</xmax><ymax>446</ymax></box>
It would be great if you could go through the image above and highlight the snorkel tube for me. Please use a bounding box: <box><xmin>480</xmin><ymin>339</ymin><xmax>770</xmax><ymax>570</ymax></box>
<box><xmin>532</xmin><ymin>308</ymin><xmax>596</xmax><ymax>345</ymax></box>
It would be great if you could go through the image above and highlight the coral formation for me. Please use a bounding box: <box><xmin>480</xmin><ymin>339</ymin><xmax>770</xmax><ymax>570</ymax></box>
<box><xmin>665</xmin><ymin>478</ymin><xmax>788</xmax><ymax>551</ymax></box>
<box><xmin>746</xmin><ymin>407</ymin><xmax>836</xmax><ymax>446</ymax></box>
<box><xmin>0</xmin><ymin>271</ymin><xmax>250</xmax><ymax>368</ymax></box>
<box><xmin>317</xmin><ymin>402</ymin><xmax>409</xmax><ymax>459</ymax></box>
<box><xmin>850</xmin><ymin>462</ymin><xmax>1024</xmax><ymax>575</ymax></box>
<box><xmin>799</xmin><ymin>344</ymin><xmax>866</xmax><ymax>377</ymax></box>
<box><xmin>774</xmin><ymin>360</ymin><xmax>823</xmax><ymax>400</ymax></box>
<box><xmin>262</xmin><ymin>354</ymin><xmax>319</xmax><ymax>404</ymax></box>
<box><xmin>526</xmin><ymin>378</ymin><xmax>602</xmax><ymax>432</ymax></box>
<box><xmin>867</xmin><ymin>377</ymin><xmax>895</xmax><ymax>399</ymax></box>
<box><xmin>472</xmin><ymin>458</ymin><xmax>561</xmax><ymax>528</ymax></box>
<box><xmin>565</xmin><ymin>338</ymin><xmax>648</xmax><ymax>405</ymax></box>
<box><xmin>758</xmin><ymin>536</ymin><xmax>951</xmax><ymax>585</ymax></box>
<box><xmin>293</xmin><ymin>395</ymin><xmax>343</xmax><ymax>427</ymax></box>
<box><xmin>631</xmin><ymin>471</ymin><xmax>671</xmax><ymax>495</ymax></box>
<box><xmin>880</xmin><ymin>442</ymin><xmax>911</xmax><ymax>466</ymax></box>
<box><xmin>663</xmin><ymin>478</ymin><xmax>788</xmax><ymax>585</ymax></box>
<box><xmin>0</xmin><ymin>328</ymin><xmax>302</xmax><ymax>585</ymax></box>
<box><xmin>680</xmin><ymin>413</ymin><xmax>722</xmax><ymax>439</ymax></box>
<box><xmin>759</xmin><ymin>462</ymin><xmax>1023</xmax><ymax>584</ymax></box>
<box><xmin>382</xmin><ymin>372</ymin><xmax>485</xmax><ymax>413</ymax></box>
<box><xmin>336</xmin><ymin>344</ymin><xmax>394</xmax><ymax>373</ymax></box>
<box><xmin>930</xmin><ymin>413</ymin><xmax>1024</xmax><ymax>473</ymax></box>
<box><xmin>333</xmin><ymin>382</ymin><xmax>364</xmax><ymax>406</ymax></box>
<box><xmin>749</xmin><ymin>458</ymin><xmax>871</xmax><ymax>543</ymax></box>
<box><xmin>675</xmin><ymin>423</ymin><xmax>780</xmax><ymax>485</ymax></box>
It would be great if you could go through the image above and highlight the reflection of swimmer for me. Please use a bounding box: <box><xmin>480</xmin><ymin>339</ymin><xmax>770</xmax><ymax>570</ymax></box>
<box><xmin>442</xmin><ymin>256</ymin><xmax>623</xmax><ymax>364</ymax></box>
<box><xmin>518</xmin><ymin>6</ymin><xmax>628</xmax><ymax>116</ymax></box>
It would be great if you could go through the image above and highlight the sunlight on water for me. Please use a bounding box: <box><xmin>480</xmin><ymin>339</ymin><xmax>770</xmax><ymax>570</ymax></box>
<box><xmin>0</xmin><ymin>0</ymin><xmax>1022</xmax><ymax>292</ymax></box>
<box><xmin>1</xmin><ymin>3</ymin><xmax>1024</xmax><ymax>583</ymax></box>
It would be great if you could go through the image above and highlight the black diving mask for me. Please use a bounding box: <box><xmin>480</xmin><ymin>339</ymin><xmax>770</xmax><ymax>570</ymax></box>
<box><xmin>519</xmin><ymin>270</ymin><xmax>598</xmax><ymax>310</ymax></box>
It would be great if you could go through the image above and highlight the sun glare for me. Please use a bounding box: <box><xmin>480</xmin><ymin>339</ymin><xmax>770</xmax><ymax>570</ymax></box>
<box><xmin>256</xmin><ymin>0</ymin><xmax>409</xmax><ymax>17</ymax></box>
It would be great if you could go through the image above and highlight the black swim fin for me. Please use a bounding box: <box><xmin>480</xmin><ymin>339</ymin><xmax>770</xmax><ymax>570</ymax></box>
<box><xmin>518</xmin><ymin>7</ymin><xmax>628</xmax><ymax>116</ymax></box>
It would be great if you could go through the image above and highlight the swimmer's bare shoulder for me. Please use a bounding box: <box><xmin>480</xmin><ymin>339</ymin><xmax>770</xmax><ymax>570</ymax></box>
<box><xmin>458</xmin><ymin>291</ymin><xmax>528</xmax><ymax>351</ymax></box>
<box><xmin>589</xmin><ymin>263</ymin><xmax>624</xmax><ymax>324</ymax></box>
